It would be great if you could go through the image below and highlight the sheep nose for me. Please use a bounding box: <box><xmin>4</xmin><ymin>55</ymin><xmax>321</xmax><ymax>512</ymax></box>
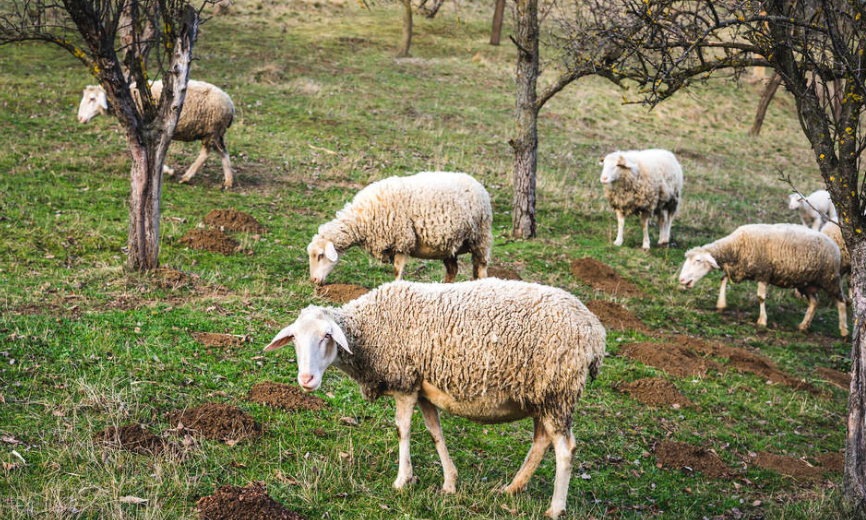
<box><xmin>310</xmin><ymin>276</ymin><xmax>319</xmax><ymax>284</ymax></box>
<box><xmin>299</xmin><ymin>373</ymin><xmax>314</xmax><ymax>387</ymax></box>
<box><xmin>678</xmin><ymin>278</ymin><xmax>686</xmax><ymax>285</ymax></box>
<box><xmin>78</xmin><ymin>116</ymin><xmax>86</xmax><ymax>123</ymax></box>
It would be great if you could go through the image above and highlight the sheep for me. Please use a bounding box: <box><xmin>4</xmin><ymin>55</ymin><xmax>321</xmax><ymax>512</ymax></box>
<box><xmin>77</xmin><ymin>80</ymin><xmax>235</xmax><ymax>188</ymax></box>
<box><xmin>263</xmin><ymin>278</ymin><xmax>606</xmax><ymax>519</ymax></box>
<box><xmin>820</xmin><ymin>221</ymin><xmax>850</xmax><ymax>276</ymax></box>
<box><xmin>307</xmin><ymin>171</ymin><xmax>493</xmax><ymax>285</ymax></box>
<box><xmin>599</xmin><ymin>149</ymin><xmax>683</xmax><ymax>249</ymax></box>
<box><xmin>788</xmin><ymin>189</ymin><xmax>837</xmax><ymax>230</ymax></box>
<box><xmin>678</xmin><ymin>223</ymin><xmax>848</xmax><ymax>336</ymax></box>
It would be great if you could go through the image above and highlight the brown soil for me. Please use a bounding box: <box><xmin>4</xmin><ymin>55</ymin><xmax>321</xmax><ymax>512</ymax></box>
<box><xmin>813</xmin><ymin>452</ymin><xmax>844</xmax><ymax>473</ymax></box>
<box><xmin>204</xmin><ymin>209</ymin><xmax>267</xmax><ymax>234</ymax></box>
<box><xmin>197</xmin><ymin>481</ymin><xmax>306</xmax><ymax>520</ymax></box>
<box><xmin>486</xmin><ymin>266</ymin><xmax>522</xmax><ymax>280</ymax></box>
<box><xmin>315</xmin><ymin>283</ymin><xmax>369</xmax><ymax>304</ymax></box>
<box><xmin>151</xmin><ymin>268</ymin><xmax>193</xmax><ymax>289</ymax></box>
<box><xmin>93</xmin><ymin>424</ymin><xmax>165</xmax><ymax>454</ymax></box>
<box><xmin>816</xmin><ymin>367</ymin><xmax>850</xmax><ymax>390</ymax></box>
<box><xmin>180</xmin><ymin>228</ymin><xmax>239</xmax><ymax>255</ymax></box>
<box><xmin>167</xmin><ymin>403</ymin><xmax>261</xmax><ymax>442</ymax></box>
<box><xmin>615</xmin><ymin>377</ymin><xmax>692</xmax><ymax>407</ymax></box>
<box><xmin>585</xmin><ymin>299</ymin><xmax>652</xmax><ymax>333</ymax></box>
<box><xmin>245</xmin><ymin>381</ymin><xmax>327</xmax><ymax>412</ymax></box>
<box><xmin>655</xmin><ymin>440</ymin><xmax>732</xmax><ymax>478</ymax></box>
<box><xmin>754</xmin><ymin>452</ymin><xmax>823</xmax><ymax>480</ymax></box>
<box><xmin>192</xmin><ymin>332</ymin><xmax>250</xmax><ymax>348</ymax></box>
<box><xmin>570</xmin><ymin>257</ymin><xmax>643</xmax><ymax>297</ymax></box>
<box><xmin>620</xmin><ymin>342</ymin><xmax>721</xmax><ymax>378</ymax></box>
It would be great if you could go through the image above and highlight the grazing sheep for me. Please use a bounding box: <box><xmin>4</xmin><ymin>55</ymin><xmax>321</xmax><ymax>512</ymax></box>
<box><xmin>599</xmin><ymin>149</ymin><xmax>683</xmax><ymax>249</ymax></box>
<box><xmin>307</xmin><ymin>171</ymin><xmax>493</xmax><ymax>285</ymax></box>
<box><xmin>77</xmin><ymin>80</ymin><xmax>235</xmax><ymax>188</ymax></box>
<box><xmin>263</xmin><ymin>279</ymin><xmax>606</xmax><ymax>519</ymax></box>
<box><xmin>678</xmin><ymin>223</ymin><xmax>848</xmax><ymax>336</ymax></box>
<box><xmin>788</xmin><ymin>189</ymin><xmax>837</xmax><ymax>230</ymax></box>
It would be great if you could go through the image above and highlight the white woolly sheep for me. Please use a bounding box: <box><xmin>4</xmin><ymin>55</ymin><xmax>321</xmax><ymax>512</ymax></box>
<box><xmin>307</xmin><ymin>171</ymin><xmax>493</xmax><ymax>285</ymax></box>
<box><xmin>788</xmin><ymin>189</ymin><xmax>837</xmax><ymax>230</ymax></box>
<box><xmin>263</xmin><ymin>278</ymin><xmax>606</xmax><ymax>519</ymax></box>
<box><xmin>77</xmin><ymin>80</ymin><xmax>236</xmax><ymax>188</ymax></box>
<box><xmin>599</xmin><ymin>149</ymin><xmax>683</xmax><ymax>249</ymax></box>
<box><xmin>678</xmin><ymin>223</ymin><xmax>848</xmax><ymax>336</ymax></box>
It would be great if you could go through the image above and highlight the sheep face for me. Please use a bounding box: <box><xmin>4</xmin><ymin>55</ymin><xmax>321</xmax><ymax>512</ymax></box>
<box><xmin>263</xmin><ymin>307</ymin><xmax>351</xmax><ymax>392</ymax></box>
<box><xmin>599</xmin><ymin>153</ymin><xmax>636</xmax><ymax>184</ymax></box>
<box><xmin>307</xmin><ymin>235</ymin><xmax>340</xmax><ymax>285</ymax></box>
<box><xmin>679</xmin><ymin>248</ymin><xmax>719</xmax><ymax>288</ymax></box>
<box><xmin>788</xmin><ymin>193</ymin><xmax>804</xmax><ymax>210</ymax></box>
<box><xmin>77</xmin><ymin>86</ymin><xmax>108</xmax><ymax>123</ymax></box>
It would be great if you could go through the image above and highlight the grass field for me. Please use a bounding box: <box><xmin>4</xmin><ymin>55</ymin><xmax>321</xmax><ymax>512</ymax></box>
<box><xmin>0</xmin><ymin>0</ymin><xmax>857</xmax><ymax>518</ymax></box>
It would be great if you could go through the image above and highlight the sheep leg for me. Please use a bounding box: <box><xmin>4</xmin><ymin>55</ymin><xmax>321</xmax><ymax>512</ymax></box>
<box><xmin>657</xmin><ymin>210</ymin><xmax>669</xmax><ymax>246</ymax></box>
<box><xmin>838</xmin><ymin>299</ymin><xmax>849</xmax><ymax>337</ymax></box>
<box><xmin>502</xmin><ymin>417</ymin><xmax>550</xmax><ymax>495</ymax></box>
<box><xmin>544</xmin><ymin>427</ymin><xmax>576</xmax><ymax>519</ymax></box>
<box><xmin>444</xmin><ymin>257</ymin><xmax>458</xmax><ymax>283</ymax></box>
<box><xmin>613</xmin><ymin>211</ymin><xmax>625</xmax><ymax>246</ymax></box>
<box><xmin>798</xmin><ymin>293</ymin><xmax>819</xmax><ymax>332</ymax></box>
<box><xmin>716</xmin><ymin>275</ymin><xmax>728</xmax><ymax>310</ymax></box>
<box><xmin>393</xmin><ymin>393</ymin><xmax>418</xmax><ymax>489</ymax></box>
<box><xmin>179</xmin><ymin>143</ymin><xmax>210</xmax><ymax>184</ymax></box>
<box><xmin>216</xmin><ymin>136</ymin><xmax>233</xmax><ymax>189</ymax></box>
<box><xmin>471</xmin><ymin>251</ymin><xmax>487</xmax><ymax>279</ymax></box>
<box><xmin>393</xmin><ymin>253</ymin><xmax>408</xmax><ymax>280</ymax></box>
<box><xmin>418</xmin><ymin>399</ymin><xmax>457</xmax><ymax>493</ymax></box>
<box><xmin>756</xmin><ymin>282</ymin><xmax>768</xmax><ymax>327</ymax></box>
<box><xmin>640</xmin><ymin>215</ymin><xmax>651</xmax><ymax>250</ymax></box>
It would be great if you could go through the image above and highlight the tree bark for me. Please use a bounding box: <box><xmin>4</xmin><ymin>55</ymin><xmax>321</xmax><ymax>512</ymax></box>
<box><xmin>846</xmin><ymin>239</ymin><xmax>866</xmax><ymax>513</ymax></box>
<box><xmin>397</xmin><ymin>0</ymin><xmax>412</xmax><ymax>57</ymax></box>
<box><xmin>510</xmin><ymin>0</ymin><xmax>539</xmax><ymax>238</ymax></box>
<box><xmin>490</xmin><ymin>0</ymin><xmax>506</xmax><ymax>45</ymax></box>
<box><xmin>749</xmin><ymin>72</ymin><xmax>782</xmax><ymax>136</ymax></box>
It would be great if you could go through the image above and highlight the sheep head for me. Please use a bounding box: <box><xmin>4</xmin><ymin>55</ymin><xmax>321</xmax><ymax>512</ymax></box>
<box><xmin>679</xmin><ymin>248</ymin><xmax>719</xmax><ymax>289</ymax></box>
<box><xmin>307</xmin><ymin>234</ymin><xmax>340</xmax><ymax>285</ymax></box>
<box><xmin>77</xmin><ymin>85</ymin><xmax>108</xmax><ymax>123</ymax></box>
<box><xmin>788</xmin><ymin>193</ymin><xmax>805</xmax><ymax>210</ymax></box>
<box><xmin>599</xmin><ymin>152</ymin><xmax>636</xmax><ymax>184</ymax></box>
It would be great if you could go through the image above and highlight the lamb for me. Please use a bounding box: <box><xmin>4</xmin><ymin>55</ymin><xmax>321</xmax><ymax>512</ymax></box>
<box><xmin>599</xmin><ymin>149</ymin><xmax>683</xmax><ymax>249</ymax></box>
<box><xmin>263</xmin><ymin>278</ymin><xmax>606</xmax><ymax>519</ymax></box>
<box><xmin>788</xmin><ymin>189</ymin><xmax>837</xmax><ymax>230</ymax></box>
<box><xmin>307</xmin><ymin>171</ymin><xmax>493</xmax><ymax>284</ymax></box>
<box><xmin>678</xmin><ymin>223</ymin><xmax>848</xmax><ymax>336</ymax></box>
<box><xmin>77</xmin><ymin>80</ymin><xmax>236</xmax><ymax>188</ymax></box>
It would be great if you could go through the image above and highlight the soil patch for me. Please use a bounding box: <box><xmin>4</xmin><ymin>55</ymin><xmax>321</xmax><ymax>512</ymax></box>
<box><xmin>754</xmin><ymin>452</ymin><xmax>823</xmax><ymax>480</ymax></box>
<box><xmin>655</xmin><ymin>440</ymin><xmax>732</xmax><ymax>478</ymax></box>
<box><xmin>192</xmin><ymin>332</ymin><xmax>250</xmax><ymax>348</ymax></box>
<box><xmin>180</xmin><ymin>228</ymin><xmax>239</xmax><ymax>255</ymax></box>
<box><xmin>151</xmin><ymin>268</ymin><xmax>194</xmax><ymax>289</ymax></box>
<box><xmin>486</xmin><ymin>266</ymin><xmax>522</xmax><ymax>280</ymax></box>
<box><xmin>197</xmin><ymin>481</ymin><xmax>306</xmax><ymax>520</ymax></box>
<box><xmin>204</xmin><ymin>209</ymin><xmax>267</xmax><ymax>234</ymax></box>
<box><xmin>620</xmin><ymin>342</ymin><xmax>721</xmax><ymax>378</ymax></box>
<box><xmin>315</xmin><ymin>283</ymin><xmax>369</xmax><ymax>304</ymax></box>
<box><xmin>615</xmin><ymin>377</ymin><xmax>692</xmax><ymax>407</ymax></box>
<box><xmin>816</xmin><ymin>367</ymin><xmax>850</xmax><ymax>390</ymax></box>
<box><xmin>167</xmin><ymin>403</ymin><xmax>261</xmax><ymax>442</ymax></box>
<box><xmin>246</xmin><ymin>381</ymin><xmax>327</xmax><ymax>412</ymax></box>
<box><xmin>813</xmin><ymin>452</ymin><xmax>844</xmax><ymax>473</ymax></box>
<box><xmin>570</xmin><ymin>257</ymin><xmax>642</xmax><ymax>297</ymax></box>
<box><xmin>93</xmin><ymin>424</ymin><xmax>165</xmax><ymax>454</ymax></box>
<box><xmin>585</xmin><ymin>300</ymin><xmax>652</xmax><ymax>333</ymax></box>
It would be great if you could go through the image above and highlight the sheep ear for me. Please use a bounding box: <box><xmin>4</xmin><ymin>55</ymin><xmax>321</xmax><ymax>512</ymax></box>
<box><xmin>263</xmin><ymin>325</ymin><xmax>294</xmax><ymax>352</ymax></box>
<box><xmin>616</xmin><ymin>155</ymin><xmax>627</xmax><ymax>167</ymax></box>
<box><xmin>325</xmin><ymin>242</ymin><xmax>339</xmax><ymax>262</ymax></box>
<box><xmin>325</xmin><ymin>316</ymin><xmax>351</xmax><ymax>354</ymax></box>
<box><xmin>706</xmin><ymin>254</ymin><xmax>720</xmax><ymax>269</ymax></box>
<box><xmin>598</xmin><ymin>156</ymin><xmax>605</xmax><ymax>165</ymax></box>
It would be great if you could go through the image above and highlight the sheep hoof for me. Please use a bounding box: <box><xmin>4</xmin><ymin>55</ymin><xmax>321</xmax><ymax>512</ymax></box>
<box><xmin>716</xmin><ymin>305</ymin><xmax>727</xmax><ymax>311</ymax></box>
<box><xmin>756</xmin><ymin>320</ymin><xmax>767</xmax><ymax>328</ymax></box>
<box><xmin>178</xmin><ymin>177</ymin><xmax>191</xmax><ymax>184</ymax></box>
<box><xmin>797</xmin><ymin>324</ymin><xmax>809</xmax><ymax>333</ymax></box>
<box><xmin>441</xmin><ymin>483</ymin><xmax>456</xmax><ymax>494</ymax></box>
<box><xmin>544</xmin><ymin>507</ymin><xmax>564</xmax><ymax>519</ymax></box>
<box><xmin>613</xmin><ymin>239</ymin><xmax>623</xmax><ymax>247</ymax></box>
<box><xmin>500</xmin><ymin>484</ymin><xmax>524</xmax><ymax>495</ymax></box>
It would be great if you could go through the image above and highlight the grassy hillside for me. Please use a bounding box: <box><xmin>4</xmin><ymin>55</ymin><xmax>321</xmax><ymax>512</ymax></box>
<box><xmin>0</xmin><ymin>1</ymin><xmax>854</xmax><ymax>518</ymax></box>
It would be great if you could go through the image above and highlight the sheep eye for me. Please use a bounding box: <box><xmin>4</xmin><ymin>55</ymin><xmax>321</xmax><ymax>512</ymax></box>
<box><xmin>317</xmin><ymin>253</ymin><xmax>324</xmax><ymax>260</ymax></box>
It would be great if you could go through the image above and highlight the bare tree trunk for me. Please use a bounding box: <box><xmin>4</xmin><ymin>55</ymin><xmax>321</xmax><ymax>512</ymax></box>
<box><xmin>397</xmin><ymin>0</ymin><xmax>412</xmax><ymax>57</ymax></box>
<box><xmin>490</xmin><ymin>0</ymin><xmax>506</xmax><ymax>45</ymax></box>
<box><xmin>750</xmin><ymin>72</ymin><xmax>782</xmax><ymax>136</ymax></box>
<box><xmin>846</xmin><ymin>239</ymin><xmax>866</xmax><ymax>513</ymax></box>
<box><xmin>510</xmin><ymin>0</ymin><xmax>539</xmax><ymax>238</ymax></box>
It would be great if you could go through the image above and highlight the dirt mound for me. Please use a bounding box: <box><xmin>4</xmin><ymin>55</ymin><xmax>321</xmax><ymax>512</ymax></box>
<box><xmin>615</xmin><ymin>377</ymin><xmax>692</xmax><ymax>407</ymax></box>
<box><xmin>180</xmin><ymin>228</ymin><xmax>239</xmax><ymax>255</ymax></box>
<box><xmin>246</xmin><ymin>381</ymin><xmax>327</xmax><ymax>412</ymax></box>
<box><xmin>486</xmin><ymin>266</ymin><xmax>522</xmax><ymax>280</ymax></box>
<box><xmin>570</xmin><ymin>257</ymin><xmax>642</xmax><ymax>297</ymax></box>
<box><xmin>167</xmin><ymin>403</ymin><xmax>261</xmax><ymax>442</ymax></box>
<box><xmin>315</xmin><ymin>283</ymin><xmax>369</xmax><ymax>303</ymax></box>
<box><xmin>816</xmin><ymin>367</ymin><xmax>850</xmax><ymax>390</ymax></box>
<box><xmin>754</xmin><ymin>452</ymin><xmax>823</xmax><ymax>480</ymax></box>
<box><xmin>585</xmin><ymin>300</ymin><xmax>651</xmax><ymax>333</ymax></box>
<box><xmin>655</xmin><ymin>440</ymin><xmax>731</xmax><ymax>478</ymax></box>
<box><xmin>93</xmin><ymin>424</ymin><xmax>165</xmax><ymax>454</ymax></box>
<box><xmin>204</xmin><ymin>209</ymin><xmax>267</xmax><ymax>234</ymax></box>
<box><xmin>192</xmin><ymin>332</ymin><xmax>250</xmax><ymax>348</ymax></box>
<box><xmin>620</xmin><ymin>342</ymin><xmax>721</xmax><ymax>378</ymax></box>
<box><xmin>197</xmin><ymin>481</ymin><xmax>306</xmax><ymax>520</ymax></box>
<box><xmin>151</xmin><ymin>268</ymin><xmax>193</xmax><ymax>289</ymax></box>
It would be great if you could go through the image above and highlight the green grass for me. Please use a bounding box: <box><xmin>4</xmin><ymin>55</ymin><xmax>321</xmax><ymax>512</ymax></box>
<box><xmin>0</xmin><ymin>0</ymin><xmax>856</xmax><ymax>518</ymax></box>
